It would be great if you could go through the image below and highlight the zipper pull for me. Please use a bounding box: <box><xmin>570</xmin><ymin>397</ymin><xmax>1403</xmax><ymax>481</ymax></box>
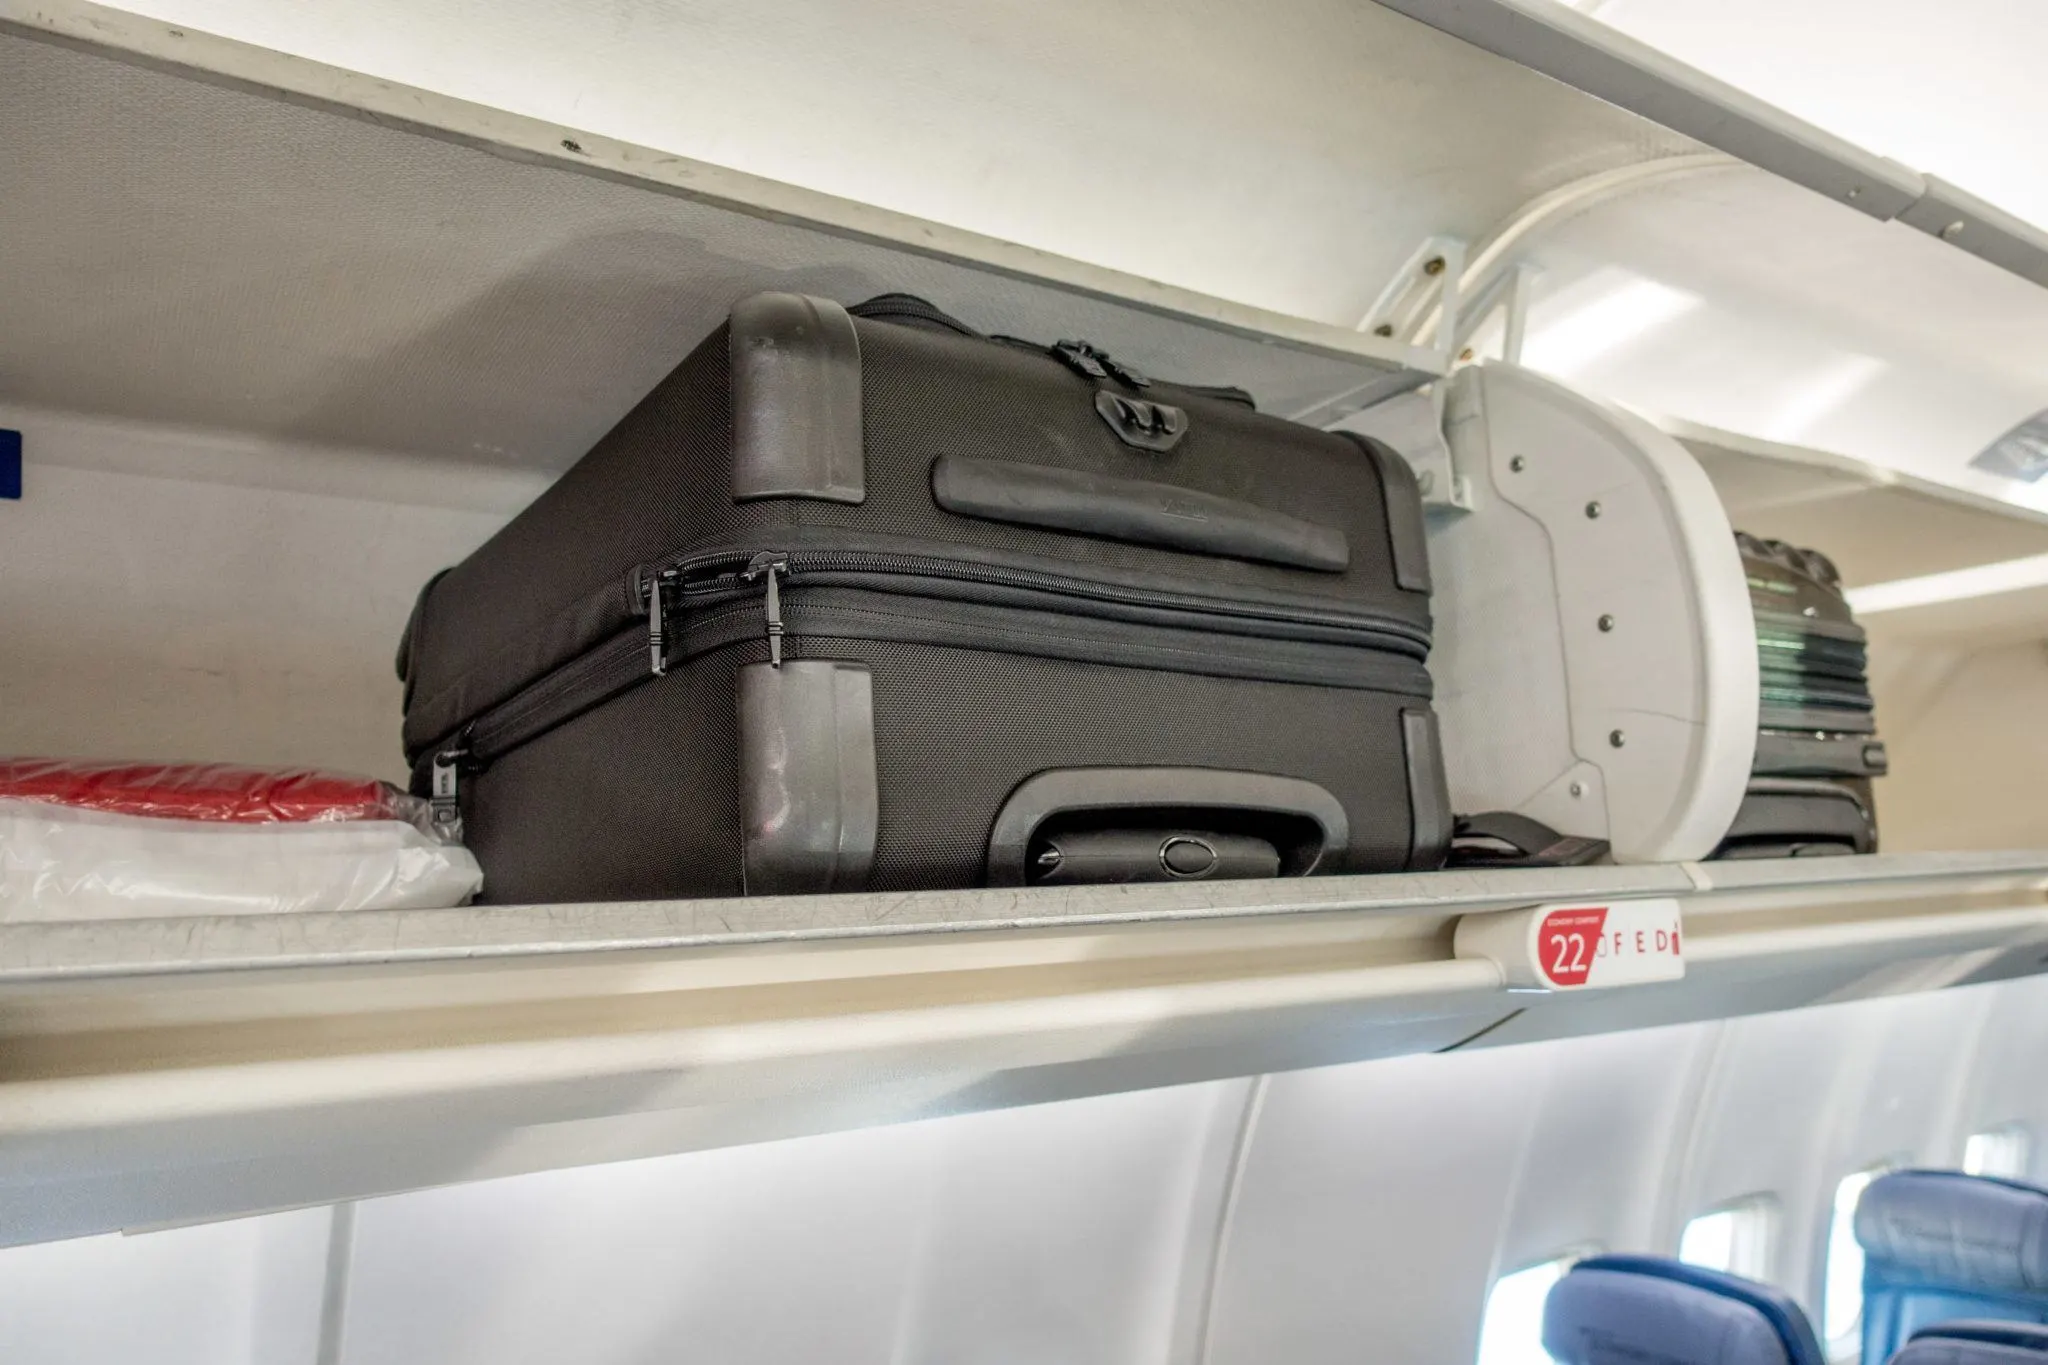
<box><xmin>429</xmin><ymin>740</ymin><xmax>469</xmax><ymax>842</ymax></box>
<box><xmin>1051</xmin><ymin>339</ymin><xmax>1109</xmax><ymax>380</ymax></box>
<box><xmin>643</xmin><ymin>566</ymin><xmax>677</xmax><ymax>677</ymax></box>
<box><xmin>743</xmin><ymin>552</ymin><xmax>790</xmax><ymax>668</ymax></box>
<box><xmin>1051</xmin><ymin>339</ymin><xmax>1149</xmax><ymax>389</ymax></box>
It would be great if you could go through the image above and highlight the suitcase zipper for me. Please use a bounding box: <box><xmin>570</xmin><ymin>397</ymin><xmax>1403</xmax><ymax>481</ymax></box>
<box><xmin>637</xmin><ymin>545</ymin><xmax>1430</xmax><ymax>679</ymax></box>
<box><xmin>423</xmin><ymin>548</ymin><xmax>1429</xmax><ymax>783</ymax></box>
<box><xmin>647</xmin><ymin>566</ymin><xmax>669</xmax><ymax>676</ymax></box>
<box><xmin>428</xmin><ymin>731</ymin><xmax>473</xmax><ymax>840</ymax></box>
<box><xmin>646</xmin><ymin>551</ymin><xmax>789</xmax><ymax>674</ymax></box>
<box><xmin>742</xmin><ymin>552</ymin><xmax>790</xmax><ymax>668</ymax></box>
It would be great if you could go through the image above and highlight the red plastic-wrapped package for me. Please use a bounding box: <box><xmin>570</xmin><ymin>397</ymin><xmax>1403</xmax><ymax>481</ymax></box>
<box><xmin>0</xmin><ymin>759</ymin><xmax>483</xmax><ymax>920</ymax></box>
<box><xmin>0</xmin><ymin>759</ymin><xmax>415</xmax><ymax>826</ymax></box>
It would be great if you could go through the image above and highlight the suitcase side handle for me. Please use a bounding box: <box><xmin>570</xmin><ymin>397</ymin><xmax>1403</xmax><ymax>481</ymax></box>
<box><xmin>985</xmin><ymin>767</ymin><xmax>1349</xmax><ymax>886</ymax></box>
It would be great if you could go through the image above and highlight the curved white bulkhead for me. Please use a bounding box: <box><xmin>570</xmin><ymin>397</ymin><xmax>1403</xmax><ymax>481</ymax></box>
<box><xmin>1433</xmin><ymin>363</ymin><xmax>1758</xmax><ymax>862</ymax></box>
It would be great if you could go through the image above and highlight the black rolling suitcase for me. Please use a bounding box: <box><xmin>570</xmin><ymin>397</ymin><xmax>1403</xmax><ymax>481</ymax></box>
<box><xmin>397</xmin><ymin>292</ymin><xmax>1451</xmax><ymax>903</ymax></box>
<box><xmin>1712</xmin><ymin>533</ymin><xmax>1886</xmax><ymax>859</ymax></box>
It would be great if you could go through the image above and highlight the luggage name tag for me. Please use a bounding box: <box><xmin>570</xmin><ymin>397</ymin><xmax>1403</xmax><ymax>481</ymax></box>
<box><xmin>1453</xmin><ymin>897</ymin><xmax>1685</xmax><ymax>991</ymax></box>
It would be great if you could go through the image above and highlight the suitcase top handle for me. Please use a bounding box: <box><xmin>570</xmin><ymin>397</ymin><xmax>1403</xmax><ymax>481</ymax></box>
<box><xmin>931</xmin><ymin>455</ymin><xmax>1350</xmax><ymax>572</ymax></box>
<box><xmin>844</xmin><ymin>293</ymin><xmax>1258</xmax><ymax>409</ymax></box>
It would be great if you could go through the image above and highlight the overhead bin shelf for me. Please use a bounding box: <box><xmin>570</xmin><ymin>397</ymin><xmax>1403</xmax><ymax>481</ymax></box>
<box><xmin>4</xmin><ymin>852</ymin><xmax>2046</xmax><ymax>1246</ymax></box>
<box><xmin>1676</xmin><ymin>417</ymin><xmax>2048</xmax><ymax>586</ymax></box>
<box><xmin>0</xmin><ymin>1</ymin><xmax>1455</xmax><ymax>470</ymax></box>
<box><xmin>1676</xmin><ymin>418</ymin><xmax>2048</xmax><ymax>647</ymax></box>
<box><xmin>12</xmin><ymin>850</ymin><xmax>2041</xmax><ymax>981</ymax></box>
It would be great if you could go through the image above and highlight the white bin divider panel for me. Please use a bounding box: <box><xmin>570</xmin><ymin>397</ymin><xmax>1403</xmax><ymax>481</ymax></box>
<box><xmin>1432</xmin><ymin>364</ymin><xmax>1757</xmax><ymax>862</ymax></box>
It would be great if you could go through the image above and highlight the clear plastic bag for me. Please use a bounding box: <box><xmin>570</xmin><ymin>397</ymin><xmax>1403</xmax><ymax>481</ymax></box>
<box><xmin>0</xmin><ymin>760</ymin><xmax>483</xmax><ymax>921</ymax></box>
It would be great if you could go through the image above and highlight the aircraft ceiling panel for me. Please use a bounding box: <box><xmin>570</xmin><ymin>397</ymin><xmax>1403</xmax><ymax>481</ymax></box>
<box><xmin>1594</xmin><ymin>0</ymin><xmax>2048</xmax><ymax>232</ymax></box>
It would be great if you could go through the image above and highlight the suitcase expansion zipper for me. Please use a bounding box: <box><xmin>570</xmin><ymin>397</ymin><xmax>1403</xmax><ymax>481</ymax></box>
<box><xmin>644</xmin><ymin>546</ymin><xmax>1430</xmax><ymax>669</ymax></box>
<box><xmin>425</xmin><ymin>546</ymin><xmax>1430</xmax><ymax>799</ymax></box>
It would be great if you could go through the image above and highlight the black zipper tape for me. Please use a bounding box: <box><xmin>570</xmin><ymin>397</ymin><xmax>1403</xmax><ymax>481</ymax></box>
<box><xmin>662</xmin><ymin>544</ymin><xmax>1431</xmax><ymax>651</ymax></box>
<box><xmin>421</xmin><ymin>557</ymin><xmax>1434</xmax><ymax>776</ymax></box>
<box><xmin>690</xmin><ymin>589</ymin><xmax>1432</xmax><ymax>694</ymax></box>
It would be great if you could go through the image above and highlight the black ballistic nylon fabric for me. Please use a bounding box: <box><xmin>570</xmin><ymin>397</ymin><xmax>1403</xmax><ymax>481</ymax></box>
<box><xmin>466</xmin><ymin>644</ymin><xmax>748</xmax><ymax>905</ymax></box>
<box><xmin>412</xmin><ymin>303</ymin><xmax>1442</xmax><ymax>904</ymax></box>
<box><xmin>795</xmin><ymin>322</ymin><xmax>1412</xmax><ymax>611</ymax></box>
<box><xmin>463</xmin><ymin>636</ymin><xmax>1416</xmax><ymax>904</ymax></box>
<box><xmin>405</xmin><ymin>316</ymin><xmax>1426</xmax><ymax>732</ymax></box>
<box><xmin>405</xmin><ymin>327</ymin><xmax>774</xmax><ymax>717</ymax></box>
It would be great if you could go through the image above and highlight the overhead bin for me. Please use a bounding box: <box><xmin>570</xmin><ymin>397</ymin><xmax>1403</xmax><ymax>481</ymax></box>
<box><xmin>4</xmin><ymin>851</ymin><xmax>2047</xmax><ymax>1246</ymax></box>
<box><xmin>4</xmin><ymin>0</ymin><xmax>2048</xmax><ymax>1253</ymax></box>
<box><xmin>1679</xmin><ymin>418</ymin><xmax>2048</xmax><ymax>585</ymax></box>
<box><xmin>1679</xmin><ymin>418</ymin><xmax>2048</xmax><ymax>646</ymax></box>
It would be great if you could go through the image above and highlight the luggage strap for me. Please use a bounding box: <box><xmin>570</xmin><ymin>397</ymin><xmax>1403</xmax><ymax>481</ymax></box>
<box><xmin>1447</xmin><ymin>811</ymin><xmax>1611</xmax><ymax>869</ymax></box>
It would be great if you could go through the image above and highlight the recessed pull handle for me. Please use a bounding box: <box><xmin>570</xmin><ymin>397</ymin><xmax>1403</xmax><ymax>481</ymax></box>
<box><xmin>1028</xmin><ymin>829</ymin><xmax>1283</xmax><ymax>884</ymax></box>
<box><xmin>986</xmin><ymin>766</ymin><xmax>1349</xmax><ymax>885</ymax></box>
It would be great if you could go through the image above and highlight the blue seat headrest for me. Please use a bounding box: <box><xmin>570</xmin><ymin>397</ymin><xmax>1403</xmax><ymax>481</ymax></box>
<box><xmin>1892</xmin><ymin>1320</ymin><xmax>2048</xmax><ymax>1363</ymax></box>
<box><xmin>1857</xmin><ymin>1172</ymin><xmax>2048</xmax><ymax>1294</ymax></box>
<box><xmin>1543</xmin><ymin>1255</ymin><xmax>1825</xmax><ymax>1365</ymax></box>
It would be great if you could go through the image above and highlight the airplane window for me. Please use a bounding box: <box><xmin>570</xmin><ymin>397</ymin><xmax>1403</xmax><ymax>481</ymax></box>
<box><xmin>1475</xmin><ymin>1256</ymin><xmax>1572</xmax><ymax>1365</ymax></box>
<box><xmin>1678</xmin><ymin>1197</ymin><xmax>1777</xmax><ymax>1280</ymax></box>
<box><xmin>1822</xmin><ymin>1167</ymin><xmax>1888</xmax><ymax>1360</ymax></box>
<box><xmin>1963</xmin><ymin>1126</ymin><xmax>2032</xmax><ymax>1179</ymax></box>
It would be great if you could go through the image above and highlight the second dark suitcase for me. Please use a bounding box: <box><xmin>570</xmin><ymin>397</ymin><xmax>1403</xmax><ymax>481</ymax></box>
<box><xmin>398</xmin><ymin>292</ymin><xmax>1451</xmax><ymax>903</ymax></box>
<box><xmin>1713</xmin><ymin>533</ymin><xmax>1886</xmax><ymax>859</ymax></box>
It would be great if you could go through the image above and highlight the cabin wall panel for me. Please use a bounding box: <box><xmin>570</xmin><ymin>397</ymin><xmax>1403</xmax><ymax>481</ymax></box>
<box><xmin>334</xmin><ymin>1082</ymin><xmax>1234</xmax><ymax>1365</ymax></box>
<box><xmin>1496</xmin><ymin>1023</ymin><xmax>1718</xmax><ymax>1269</ymax></box>
<box><xmin>0</xmin><ymin>1205</ymin><xmax>331</xmax><ymax>1365</ymax></box>
<box><xmin>1954</xmin><ymin>972</ymin><xmax>2048</xmax><ymax>1175</ymax></box>
<box><xmin>1202</xmin><ymin>1048</ymin><xmax>1548</xmax><ymax>1365</ymax></box>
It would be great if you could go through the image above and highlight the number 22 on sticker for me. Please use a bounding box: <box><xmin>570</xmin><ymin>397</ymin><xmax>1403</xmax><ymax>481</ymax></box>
<box><xmin>1536</xmin><ymin>907</ymin><xmax>1607</xmax><ymax>987</ymax></box>
<box><xmin>1548</xmin><ymin>930</ymin><xmax>1590</xmax><ymax>975</ymax></box>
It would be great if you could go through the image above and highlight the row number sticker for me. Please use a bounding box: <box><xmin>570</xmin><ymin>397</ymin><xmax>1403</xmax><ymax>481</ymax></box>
<box><xmin>1454</xmin><ymin>898</ymin><xmax>1685</xmax><ymax>991</ymax></box>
